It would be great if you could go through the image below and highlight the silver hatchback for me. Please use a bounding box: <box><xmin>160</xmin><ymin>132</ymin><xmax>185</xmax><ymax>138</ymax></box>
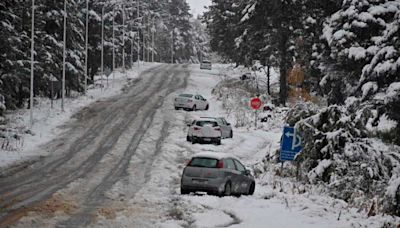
<box><xmin>181</xmin><ymin>152</ymin><xmax>255</xmax><ymax>196</ymax></box>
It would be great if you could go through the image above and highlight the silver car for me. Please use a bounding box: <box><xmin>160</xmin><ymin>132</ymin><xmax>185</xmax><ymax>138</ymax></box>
<box><xmin>200</xmin><ymin>60</ymin><xmax>212</xmax><ymax>70</ymax></box>
<box><xmin>187</xmin><ymin>118</ymin><xmax>222</xmax><ymax>145</ymax></box>
<box><xmin>174</xmin><ymin>94</ymin><xmax>209</xmax><ymax>111</ymax></box>
<box><xmin>200</xmin><ymin>117</ymin><xmax>233</xmax><ymax>138</ymax></box>
<box><xmin>181</xmin><ymin>152</ymin><xmax>255</xmax><ymax>196</ymax></box>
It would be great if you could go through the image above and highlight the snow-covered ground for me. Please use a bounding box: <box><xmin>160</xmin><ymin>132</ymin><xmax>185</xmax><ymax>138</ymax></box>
<box><xmin>0</xmin><ymin>62</ymin><xmax>159</xmax><ymax>171</ymax></box>
<box><xmin>145</xmin><ymin>64</ymin><xmax>399</xmax><ymax>228</ymax></box>
<box><xmin>3</xmin><ymin>63</ymin><xmax>399</xmax><ymax>227</ymax></box>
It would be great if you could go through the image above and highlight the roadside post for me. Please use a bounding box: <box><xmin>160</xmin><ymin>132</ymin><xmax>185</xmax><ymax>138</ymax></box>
<box><xmin>49</xmin><ymin>76</ymin><xmax>59</xmax><ymax>109</ymax></box>
<box><xmin>280</xmin><ymin>126</ymin><xmax>303</xmax><ymax>177</ymax></box>
<box><xmin>250</xmin><ymin>97</ymin><xmax>262</xmax><ymax>128</ymax></box>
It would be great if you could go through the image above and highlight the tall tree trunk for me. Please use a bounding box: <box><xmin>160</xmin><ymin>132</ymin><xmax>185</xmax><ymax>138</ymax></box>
<box><xmin>279</xmin><ymin>32</ymin><xmax>288</xmax><ymax>106</ymax></box>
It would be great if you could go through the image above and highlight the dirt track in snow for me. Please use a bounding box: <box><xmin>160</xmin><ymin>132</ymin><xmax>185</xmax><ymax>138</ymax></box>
<box><xmin>0</xmin><ymin>64</ymin><xmax>189</xmax><ymax>227</ymax></box>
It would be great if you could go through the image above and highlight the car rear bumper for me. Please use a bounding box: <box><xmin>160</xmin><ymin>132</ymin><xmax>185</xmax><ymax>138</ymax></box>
<box><xmin>174</xmin><ymin>102</ymin><xmax>193</xmax><ymax>109</ymax></box>
<box><xmin>181</xmin><ymin>177</ymin><xmax>224</xmax><ymax>193</ymax></box>
<box><xmin>192</xmin><ymin>136</ymin><xmax>220</xmax><ymax>143</ymax></box>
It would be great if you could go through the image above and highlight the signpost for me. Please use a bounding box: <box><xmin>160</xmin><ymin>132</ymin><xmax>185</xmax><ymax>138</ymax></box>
<box><xmin>280</xmin><ymin>126</ymin><xmax>302</xmax><ymax>161</ymax></box>
<box><xmin>250</xmin><ymin>97</ymin><xmax>262</xmax><ymax>128</ymax></box>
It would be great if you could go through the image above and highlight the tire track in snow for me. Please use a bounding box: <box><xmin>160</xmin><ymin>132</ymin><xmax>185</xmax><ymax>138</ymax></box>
<box><xmin>0</xmin><ymin>65</ymin><xmax>182</xmax><ymax>227</ymax></box>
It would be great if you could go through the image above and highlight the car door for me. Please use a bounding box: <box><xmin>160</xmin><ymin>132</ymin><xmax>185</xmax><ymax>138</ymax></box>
<box><xmin>217</xmin><ymin>118</ymin><xmax>229</xmax><ymax>138</ymax></box>
<box><xmin>233</xmin><ymin>159</ymin><xmax>251</xmax><ymax>194</ymax></box>
<box><xmin>194</xmin><ymin>95</ymin><xmax>202</xmax><ymax>109</ymax></box>
<box><xmin>225</xmin><ymin>158</ymin><xmax>241</xmax><ymax>194</ymax></box>
<box><xmin>197</xmin><ymin>95</ymin><xmax>206</xmax><ymax>110</ymax></box>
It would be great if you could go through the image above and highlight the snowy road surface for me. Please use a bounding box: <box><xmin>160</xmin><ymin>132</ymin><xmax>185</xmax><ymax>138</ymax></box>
<box><xmin>0</xmin><ymin>64</ymin><xmax>395</xmax><ymax>227</ymax></box>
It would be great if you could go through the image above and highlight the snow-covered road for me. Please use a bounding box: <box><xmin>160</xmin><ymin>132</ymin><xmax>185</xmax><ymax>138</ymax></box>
<box><xmin>0</xmin><ymin>64</ymin><xmax>396</xmax><ymax>227</ymax></box>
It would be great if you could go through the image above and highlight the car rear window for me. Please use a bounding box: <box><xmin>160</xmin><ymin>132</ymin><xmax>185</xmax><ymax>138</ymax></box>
<box><xmin>179</xmin><ymin>94</ymin><xmax>193</xmax><ymax>98</ymax></box>
<box><xmin>202</xmin><ymin>61</ymin><xmax>211</xmax><ymax>63</ymax></box>
<box><xmin>196</xmin><ymin>121</ymin><xmax>218</xmax><ymax>127</ymax></box>
<box><xmin>189</xmin><ymin>157</ymin><xmax>218</xmax><ymax>168</ymax></box>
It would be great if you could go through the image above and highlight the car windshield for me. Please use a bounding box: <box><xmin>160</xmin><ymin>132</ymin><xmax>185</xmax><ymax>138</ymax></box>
<box><xmin>179</xmin><ymin>94</ymin><xmax>193</xmax><ymax>98</ymax></box>
<box><xmin>196</xmin><ymin>121</ymin><xmax>218</xmax><ymax>127</ymax></box>
<box><xmin>189</xmin><ymin>157</ymin><xmax>218</xmax><ymax>168</ymax></box>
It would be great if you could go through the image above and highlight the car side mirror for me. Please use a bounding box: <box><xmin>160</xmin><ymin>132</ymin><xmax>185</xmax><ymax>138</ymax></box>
<box><xmin>244</xmin><ymin>169</ymin><xmax>251</xmax><ymax>176</ymax></box>
<box><xmin>187</xmin><ymin>123</ymin><xmax>192</xmax><ymax>127</ymax></box>
<box><xmin>227</xmin><ymin>123</ymin><xmax>231</xmax><ymax>126</ymax></box>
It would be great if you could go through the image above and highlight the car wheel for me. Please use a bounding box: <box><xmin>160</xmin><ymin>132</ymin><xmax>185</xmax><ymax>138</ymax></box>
<box><xmin>186</xmin><ymin>135</ymin><xmax>191</xmax><ymax>142</ymax></box>
<box><xmin>223</xmin><ymin>182</ymin><xmax>232</xmax><ymax>196</ymax></box>
<box><xmin>248</xmin><ymin>182</ymin><xmax>255</xmax><ymax>195</ymax></box>
<box><xmin>191</xmin><ymin>137</ymin><xmax>196</xmax><ymax>144</ymax></box>
<box><xmin>229</xmin><ymin>130</ymin><xmax>233</xmax><ymax>138</ymax></box>
<box><xmin>205</xmin><ymin>104</ymin><xmax>209</xmax><ymax>110</ymax></box>
<box><xmin>181</xmin><ymin>187</ymin><xmax>190</xmax><ymax>195</ymax></box>
<box><xmin>216</xmin><ymin>138</ymin><xmax>221</xmax><ymax>145</ymax></box>
<box><xmin>192</xmin><ymin>105</ymin><xmax>196</xmax><ymax>111</ymax></box>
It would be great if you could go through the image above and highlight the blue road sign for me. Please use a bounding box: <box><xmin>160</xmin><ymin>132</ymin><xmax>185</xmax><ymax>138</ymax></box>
<box><xmin>280</xmin><ymin>126</ymin><xmax>303</xmax><ymax>161</ymax></box>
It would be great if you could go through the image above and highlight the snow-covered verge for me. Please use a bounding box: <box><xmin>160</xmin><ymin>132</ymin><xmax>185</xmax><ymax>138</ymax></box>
<box><xmin>150</xmin><ymin>64</ymin><xmax>400</xmax><ymax>227</ymax></box>
<box><xmin>284</xmin><ymin>100</ymin><xmax>400</xmax><ymax>217</ymax></box>
<box><xmin>0</xmin><ymin>63</ymin><xmax>159</xmax><ymax>173</ymax></box>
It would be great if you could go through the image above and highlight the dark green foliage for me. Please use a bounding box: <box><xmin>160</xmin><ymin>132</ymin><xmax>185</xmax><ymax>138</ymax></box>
<box><xmin>0</xmin><ymin>0</ymin><xmax>208</xmax><ymax>113</ymax></box>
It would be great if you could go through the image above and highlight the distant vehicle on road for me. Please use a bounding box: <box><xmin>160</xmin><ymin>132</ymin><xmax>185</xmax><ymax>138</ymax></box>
<box><xmin>199</xmin><ymin>117</ymin><xmax>233</xmax><ymax>138</ymax></box>
<box><xmin>187</xmin><ymin>118</ymin><xmax>222</xmax><ymax>145</ymax></box>
<box><xmin>181</xmin><ymin>152</ymin><xmax>255</xmax><ymax>196</ymax></box>
<box><xmin>200</xmin><ymin>60</ymin><xmax>212</xmax><ymax>70</ymax></box>
<box><xmin>174</xmin><ymin>94</ymin><xmax>209</xmax><ymax>111</ymax></box>
<box><xmin>240</xmin><ymin>72</ymin><xmax>255</xmax><ymax>80</ymax></box>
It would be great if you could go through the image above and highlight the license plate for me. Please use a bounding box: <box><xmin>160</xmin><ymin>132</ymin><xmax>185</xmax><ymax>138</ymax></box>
<box><xmin>192</xmin><ymin>179</ymin><xmax>207</xmax><ymax>184</ymax></box>
<box><xmin>203</xmin><ymin>138</ymin><xmax>211</xmax><ymax>141</ymax></box>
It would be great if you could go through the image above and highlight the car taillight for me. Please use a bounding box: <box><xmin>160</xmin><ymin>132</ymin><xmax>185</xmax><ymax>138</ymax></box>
<box><xmin>188</xmin><ymin>99</ymin><xmax>193</xmax><ymax>103</ymax></box>
<box><xmin>217</xmin><ymin>160</ymin><xmax>224</xmax><ymax>168</ymax></box>
<box><xmin>194</xmin><ymin>127</ymin><xmax>201</xmax><ymax>131</ymax></box>
<box><xmin>215</xmin><ymin>127</ymin><xmax>221</xmax><ymax>131</ymax></box>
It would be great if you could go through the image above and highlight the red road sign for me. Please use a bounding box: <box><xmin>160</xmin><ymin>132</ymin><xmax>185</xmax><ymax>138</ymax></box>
<box><xmin>250</xmin><ymin>97</ymin><xmax>262</xmax><ymax>110</ymax></box>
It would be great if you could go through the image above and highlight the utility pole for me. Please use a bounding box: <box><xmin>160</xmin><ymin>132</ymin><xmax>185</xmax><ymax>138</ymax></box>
<box><xmin>122</xmin><ymin>4</ymin><xmax>125</xmax><ymax>73</ymax></box>
<box><xmin>137</xmin><ymin>0</ymin><xmax>140</xmax><ymax>67</ymax></box>
<box><xmin>137</xmin><ymin>0</ymin><xmax>140</xmax><ymax>68</ymax></box>
<box><xmin>84</xmin><ymin>0</ymin><xmax>89</xmax><ymax>95</ymax></box>
<box><xmin>30</xmin><ymin>0</ymin><xmax>35</xmax><ymax>127</ymax></box>
<box><xmin>147</xmin><ymin>16</ymin><xmax>150</xmax><ymax>62</ymax></box>
<box><xmin>142</xmin><ymin>15</ymin><xmax>145</xmax><ymax>62</ymax></box>
<box><xmin>112</xmin><ymin>7</ymin><xmax>115</xmax><ymax>83</ymax></box>
<box><xmin>62</xmin><ymin>0</ymin><xmax>67</xmax><ymax>111</ymax></box>
<box><xmin>152</xmin><ymin>17</ymin><xmax>155</xmax><ymax>62</ymax></box>
<box><xmin>101</xmin><ymin>5</ymin><xmax>104</xmax><ymax>89</ymax></box>
<box><xmin>170</xmin><ymin>15</ymin><xmax>173</xmax><ymax>64</ymax></box>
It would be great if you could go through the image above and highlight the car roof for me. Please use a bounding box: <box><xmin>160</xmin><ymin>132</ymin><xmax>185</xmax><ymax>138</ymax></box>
<box><xmin>200</xmin><ymin>117</ymin><xmax>224</xmax><ymax>120</ymax></box>
<box><xmin>195</xmin><ymin>117</ymin><xmax>218</xmax><ymax>122</ymax></box>
<box><xmin>192</xmin><ymin>152</ymin><xmax>238</xmax><ymax>160</ymax></box>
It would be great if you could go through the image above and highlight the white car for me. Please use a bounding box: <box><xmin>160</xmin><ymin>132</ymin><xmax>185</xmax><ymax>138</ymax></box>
<box><xmin>200</xmin><ymin>60</ymin><xmax>212</xmax><ymax>70</ymax></box>
<box><xmin>187</xmin><ymin>118</ymin><xmax>222</xmax><ymax>145</ymax></box>
<box><xmin>200</xmin><ymin>117</ymin><xmax>233</xmax><ymax>138</ymax></box>
<box><xmin>174</xmin><ymin>94</ymin><xmax>209</xmax><ymax>111</ymax></box>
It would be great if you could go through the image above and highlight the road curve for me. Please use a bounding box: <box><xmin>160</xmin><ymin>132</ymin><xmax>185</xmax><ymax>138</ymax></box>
<box><xmin>0</xmin><ymin>64</ymin><xmax>189</xmax><ymax>227</ymax></box>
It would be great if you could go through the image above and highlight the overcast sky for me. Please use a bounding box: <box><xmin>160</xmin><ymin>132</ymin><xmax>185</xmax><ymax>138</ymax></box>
<box><xmin>186</xmin><ymin>0</ymin><xmax>211</xmax><ymax>18</ymax></box>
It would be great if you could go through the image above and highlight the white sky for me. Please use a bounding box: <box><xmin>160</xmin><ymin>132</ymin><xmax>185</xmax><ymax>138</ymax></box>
<box><xmin>186</xmin><ymin>0</ymin><xmax>211</xmax><ymax>18</ymax></box>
